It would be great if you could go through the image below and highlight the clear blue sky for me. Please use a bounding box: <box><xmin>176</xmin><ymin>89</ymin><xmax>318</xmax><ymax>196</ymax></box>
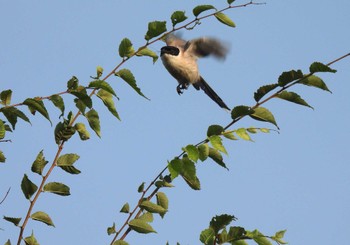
<box><xmin>1</xmin><ymin>1</ymin><xmax>349</xmax><ymax>244</ymax></box>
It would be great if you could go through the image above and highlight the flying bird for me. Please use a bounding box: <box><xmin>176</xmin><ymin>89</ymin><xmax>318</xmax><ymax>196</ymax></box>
<box><xmin>160</xmin><ymin>34</ymin><xmax>230</xmax><ymax>110</ymax></box>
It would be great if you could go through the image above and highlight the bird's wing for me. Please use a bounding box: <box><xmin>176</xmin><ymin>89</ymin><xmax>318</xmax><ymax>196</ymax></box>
<box><xmin>165</xmin><ymin>34</ymin><xmax>187</xmax><ymax>48</ymax></box>
<box><xmin>185</xmin><ymin>37</ymin><xmax>228</xmax><ymax>59</ymax></box>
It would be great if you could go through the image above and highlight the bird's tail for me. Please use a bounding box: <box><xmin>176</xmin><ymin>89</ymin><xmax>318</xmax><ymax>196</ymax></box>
<box><xmin>196</xmin><ymin>77</ymin><xmax>230</xmax><ymax>110</ymax></box>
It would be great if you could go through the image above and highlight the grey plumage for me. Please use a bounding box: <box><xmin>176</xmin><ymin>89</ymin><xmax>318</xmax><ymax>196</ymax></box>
<box><xmin>160</xmin><ymin>34</ymin><xmax>230</xmax><ymax>110</ymax></box>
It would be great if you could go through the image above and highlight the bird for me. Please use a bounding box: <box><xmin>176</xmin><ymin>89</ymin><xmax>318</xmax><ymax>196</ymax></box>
<box><xmin>160</xmin><ymin>34</ymin><xmax>230</xmax><ymax>110</ymax></box>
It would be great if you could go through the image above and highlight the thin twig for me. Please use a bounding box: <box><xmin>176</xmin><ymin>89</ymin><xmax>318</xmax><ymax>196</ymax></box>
<box><xmin>0</xmin><ymin>187</ymin><xmax>11</xmax><ymax>205</ymax></box>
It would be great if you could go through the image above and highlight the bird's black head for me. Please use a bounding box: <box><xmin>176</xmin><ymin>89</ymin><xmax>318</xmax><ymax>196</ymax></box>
<box><xmin>160</xmin><ymin>46</ymin><xmax>180</xmax><ymax>56</ymax></box>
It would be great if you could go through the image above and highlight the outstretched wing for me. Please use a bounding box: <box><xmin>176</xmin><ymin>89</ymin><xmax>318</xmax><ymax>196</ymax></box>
<box><xmin>185</xmin><ymin>37</ymin><xmax>229</xmax><ymax>59</ymax></box>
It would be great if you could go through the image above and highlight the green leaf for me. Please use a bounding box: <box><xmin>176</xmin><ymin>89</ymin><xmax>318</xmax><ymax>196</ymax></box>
<box><xmin>207</xmin><ymin>124</ymin><xmax>224</xmax><ymax>137</ymax></box>
<box><xmin>144</xmin><ymin>21</ymin><xmax>167</xmax><ymax>41</ymax></box>
<box><xmin>74</xmin><ymin>122</ymin><xmax>90</xmax><ymax>140</ymax></box>
<box><xmin>136</xmin><ymin>48</ymin><xmax>159</xmax><ymax>64</ymax></box>
<box><xmin>4</xmin><ymin>239</ymin><xmax>11</xmax><ymax>245</ymax></box>
<box><xmin>210</xmin><ymin>214</ymin><xmax>236</xmax><ymax>234</ymax></box>
<box><xmin>3</xmin><ymin>216</ymin><xmax>21</xmax><ymax>226</ymax></box>
<box><xmin>278</xmin><ymin>70</ymin><xmax>304</xmax><ymax>87</ymax></box>
<box><xmin>54</xmin><ymin>120</ymin><xmax>76</xmax><ymax>144</ymax></box>
<box><xmin>250</xmin><ymin>107</ymin><xmax>279</xmax><ymax>129</ymax></box>
<box><xmin>24</xmin><ymin>231</ymin><xmax>39</xmax><ymax>245</ymax></box>
<box><xmin>227</xmin><ymin>0</ymin><xmax>235</xmax><ymax>4</ymax></box>
<box><xmin>43</xmin><ymin>182</ymin><xmax>70</xmax><ymax>196</ymax></box>
<box><xmin>276</xmin><ymin>91</ymin><xmax>313</xmax><ymax>109</ymax></box>
<box><xmin>129</xmin><ymin>219</ymin><xmax>157</xmax><ymax>234</ymax></box>
<box><xmin>209</xmin><ymin>135</ymin><xmax>227</xmax><ymax>154</ymax></box>
<box><xmin>57</xmin><ymin>153</ymin><xmax>81</xmax><ymax>175</ymax></box>
<box><xmin>254</xmin><ymin>84</ymin><xmax>279</xmax><ymax>102</ymax></box>
<box><xmin>140</xmin><ymin>201</ymin><xmax>167</xmax><ymax>216</ymax></box>
<box><xmin>235</xmin><ymin>128</ymin><xmax>252</xmax><ymax>141</ymax></box>
<box><xmin>193</xmin><ymin>5</ymin><xmax>216</xmax><ymax>17</ymax></box>
<box><xmin>199</xmin><ymin>228</ymin><xmax>215</xmax><ymax>245</ymax></box>
<box><xmin>309</xmin><ymin>62</ymin><xmax>336</xmax><ymax>73</ymax></box>
<box><xmin>118</xmin><ymin>38</ymin><xmax>135</xmax><ymax>58</ymax></box>
<box><xmin>228</xmin><ymin>226</ymin><xmax>247</xmax><ymax>241</ymax></box>
<box><xmin>246</xmin><ymin>230</ymin><xmax>272</xmax><ymax>245</ymax></box>
<box><xmin>0</xmin><ymin>89</ymin><xmax>12</xmax><ymax>105</ymax></box>
<box><xmin>183</xmin><ymin>144</ymin><xmax>199</xmax><ymax>162</ymax></box>
<box><xmin>120</xmin><ymin>203</ymin><xmax>130</xmax><ymax>213</ymax></box>
<box><xmin>70</xmin><ymin>91</ymin><xmax>93</xmax><ymax>109</ymax></box>
<box><xmin>215</xmin><ymin>12</ymin><xmax>236</xmax><ymax>27</ymax></box>
<box><xmin>0</xmin><ymin>150</ymin><xmax>5</xmax><ymax>163</ymax></box>
<box><xmin>222</xmin><ymin>131</ymin><xmax>237</xmax><ymax>140</ymax></box>
<box><xmin>89</xmin><ymin>80</ymin><xmax>117</xmax><ymax>97</ymax></box>
<box><xmin>208</xmin><ymin>147</ymin><xmax>228</xmax><ymax>170</ymax></box>
<box><xmin>171</xmin><ymin>11</ymin><xmax>188</xmax><ymax>26</ymax></box>
<box><xmin>156</xmin><ymin>192</ymin><xmax>169</xmax><ymax>212</ymax></box>
<box><xmin>198</xmin><ymin>144</ymin><xmax>209</xmax><ymax>161</ymax></box>
<box><xmin>85</xmin><ymin>109</ymin><xmax>101</xmax><ymax>138</ymax></box>
<box><xmin>31</xmin><ymin>150</ymin><xmax>48</xmax><ymax>175</ymax></box>
<box><xmin>139</xmin><ymin>212</ymin><xmax>154</xmax><ymax>222</ymax></box>
<box><xmin>107</xmin><ymin>222</ymin><xmax>116</xmax><ymax>235</ymax></box>
<box><xmin>0</xmin><ymin>120</ymin><xmax>5</xmax><ymax>139</ymax></box>
<box><xmin>112</xmin><ymin>240</ymin><xmax>129</xmax><ymax>245</ymax></box>
<box><xmin>21</xmin><ymin>174</ymin><xmax>38</xmax><ymax>200</ymax></box>
<box><xmin>138</xmin><ymin>182</ymin><xmax>145</xmax><ymax>193</ymax></box>
<box><xmin>23</xmin><ymin>98</ymin><xmax>51</xmax><ymax>124</ymax></box>
<box><xmin>96</xmin><ymin>90</ymin><xmax>120</xmax><ymax>120</ymax></box>
<box><xmin>67</xmin><ymin>76</ymin><xmax>79</xmax><ymax>90</ymax></box>
<box><xmin>181</xmin><ymin>158</ymin><xmax>200</xmax><ymax>190</ymax></box>
<box><xmin>300</xmin><ymin>75</ymin><xmax>331</xmax><ymax>92</ymax></box>
<box><xmin>0</xmin><ymin>106</ymin><xmax>31</xmax><ymax>129</ymax></box>
<box><xmin>115</xmin><ymin>69</ymin><xmax>149</xmax><ymax>100</ymax></box>
<box><xmin>96</xmin><ymin>66</ymin><xmax>104</xmax><ymax>79</ymax></box>
<box><xmin>31</xmin><ymin>211</ymin><xmax>55</xmax><ymax>227</ymax></box>
<box><xmin>271</xmin><ymin>230</ymin><xmax>287</xmax><ymax>244</ymax></box>
<box><xmin>231</xmin><ymin>105</ymin><xmax>254</xmax><ymax>120</ymax></box>
<box><xmin>49</xmin><ymin>94</ymin><xmax>65</xmax><ymax>117</ymax></box>
<box><xmin>168</xmin><ymin>158</ymin><xmax>183</xmax><ymax>180</ymax></box>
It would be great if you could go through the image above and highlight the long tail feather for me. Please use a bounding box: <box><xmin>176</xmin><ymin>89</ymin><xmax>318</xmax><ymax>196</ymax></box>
<box><xmin>196</xmin><ymin>77</ymin><xmax>230</xmax><ymax>110</ymax></box>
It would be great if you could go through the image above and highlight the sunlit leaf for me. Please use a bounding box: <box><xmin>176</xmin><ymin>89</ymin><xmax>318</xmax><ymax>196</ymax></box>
<box><xmin>89</xmin><ymin>80</ymin><xmax>116</xmax><ymax>97</ymax></box>
<box><xmin>70</xmin><ymin>91</ymin><xmax>93</xmax><ymax>109</ymax></box>
<box><xmin>21</xmin><ymin>174</ymin><xmax>38</xmax><ymax>200</ymax></box>
<box><xmin>156</xmin><ymin>192</ymin><xmax>169</xmax><ymax>218</ymax></box>
<box><xmin>112</xmin><ymin>240</ymin><xmax>129</xmax><ymax>245</ymax></box>
<box><xmin>49</xmin><ymin>94</ymin><xmax>65</xmax><ymax>117</ymax></box>
<box><xmin>140</xmin><ymin>200</ymin><xmax>167</xmax><ymax>216</ymax></box>
<box><xmin>129</xmin><ymin>219</ymin><xmax>157</xmax><ymax>234</ymax></box>
<box><xmin>3</xmin><ymin>216</ymin><xmax>21</xmax><ymax>226</ymax></box>
<box><xmin>0</xmin><ymin>120</ymin><xmax>5</xmax><ymax>139</ymax></box>
<box><xmin>136</xmin><ymin>48</ymin><xmax>159</xmax><ymax>63</ymax></box>
<box><xmin>208</xmin><ymin>147</ymin><xmax>228</xmax><ymax>170</ymax></box>
<box><xmin>119</xmin><ymin>38</ymin><xmax>135</xmax><ymax>58</ymax></box>
<box><xmin>96</xmin><ymin>66</ymin><xmax>104</xmax><ymax>79</ymax></box>
<box><xmin>23</xmin><ymin>98</ymin><xmax>51</xmax><ymax>124</ymax></box>
<box><xmin>67</xmin><ymin>76</ymin><xmax>79</xmax><ymax>90</ymax></box>
<box><xmin>277</xmin><ymin>91</ymin><xmax>313</xmax><ymax>109</ymax></box>
<box><xmin>198</xmin><ymin>144</ymin><xmax>209</xmax><ymax>161</ymax></box>
<box><xmin>31</xmin><ymin>150</ymin><xmax>48</xmax><ymax>175</ymax></box>
<box><xmin>120</xmin><ymin>203</ymin><xmax>130</xmax><ymax>213</ymax></box>
<box><xmin>74</xmin><ymin>122</ymin><xmax>90</xmax><ymax>140</ymax></box>
<box><xmin>181</xmin><ymin>158</ymin><xmax>200</xmax><ymax>190</ymax></box>
<box><xmin>31</xmin><ymin>211</ymin><xmax>55</xmax><ymax>227</ymax></box>
<box><xmin>299</xmin><ymin>75</ymin><xmax>331</xmax><ymax>92</ymax></box>
<box><xmin>0</xmin><ymin>151</ymin><xmax>5</xmax><ymax>163</ymax></box>
<box><xmin>85</xmin><ymin>109</ymin><xmax>101</xmax><ymax>138</ymax></box>
<box><xmin>115</xmin><ymin>69</ymin><xmax>149</xmax><ymax>100</ymax></box>
<box><xmin>96</xmin><ymin>90</ymin><xmax>120</xmax><ymax>120</ymax></box>
<box><xmin>107</xmin><ymin>222</ymin><xmax>116</xmax><ymax>235</ymax></box>
<box><xmin>193</xmin><ymin>5</ymin><xmax>216</xmax><ymax>17</ymax></box>
<box><xmin>235</xmin><ymin>128</ymin><xmax>252</xmax><ymax>141</ymax></box>
<box><xmin>183</xmin><ymin>144</ymin><xmax>199</xmax><ymax>162</ymax></box>
<box><xmin>250</xmin><ymin>107</ymin><xmax>279</xmax><ymax>129</ymax></box>
<box><xmin>57</xmin><ymin>153</ymin><xmax>81</xmax><ymax>175</ymax></box>
<box><xmin>215</xmin><ymin>12</ymin><xmax>236</xmax><ymax>27</ymax></box>
<box><xmin>144</xmin><ymin>21</ymin><xmax>167</xmax><ymax>41</ymax></box>
<box><xmin>0</xmin><ymin>89</ymin><xmax>12</xmax><ymax>105</ymax></box>
<box><xmin>209</xmin><ymin>135</ymin><xmax>227</xmax><ymax>154</ymax></box>
<box><xmin>168</xmin><ymin>158</ymin><xmax>183</xmax><ymax>180</ymax></box>
<box><xmin>0</xmin><ymin>107</ymin><xmax>30</xmax><ymax>129</ymax></box>
<box><xmin>43</xmin><ymin>182</ymin><xmax>70</xmax><ymax>196</ymax></box>
<box><xmin>271</xmin><ymin>230</ymin><xmax>288</xmax><ymax>244</ymax></box>
<box><xmin>200</xmin><ymin>228</ymin><xmax>215</xmax><ymax>244</ymax></box>
<box><xmin>24</xmin><ymin>231</ymin><xmax>39</xmax><ymax>245</ymax></box>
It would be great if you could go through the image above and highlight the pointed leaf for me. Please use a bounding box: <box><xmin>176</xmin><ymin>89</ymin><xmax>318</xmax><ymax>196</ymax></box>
<box><xmin>198</xmin><ymin>144</ymin><xmax>209</xmax><ymax>161</ymax></box>
<box><xmin>271</xmin><ymin>230</ymin><xmax>287</xmax><ymax>244</ymax></box>
<box><xmin>118</xmin><ymin>38</ymin><xmax>135</xmax><ymax>58</ymax></box>
<box><xmin>0</xmin><ymin>120</ymin><xmax>5</xmax><ymax>139</ymax></box>
<box><xmin>209</xmin><ymin>135</ymin><xmax>227</xmax><ymax>154</ymax></box>
<box><xmin>57</xmin><ymin>153</ymin><xmax>81</xmax><ymax>174</ymax></box>
<box><xmin>208</xmin><ymin>147</ymin><xmax>228</xmax><ymax>169</ymax></box>
<box><xmin>0</xmin><ymin>151</ymin><xmax>5</xmax><ymax>163</ymax></box>
<box><xmin>0</xmin><ymin>107</ymin><xmax>31</xmax><ymax>129</ymax></box>
<box><xmin>120</xmin><ymin>203</ymin><xmax>130</xmax><ymax>213</ymax></box>
<box><xmin>4</xmin><ymin>239</ymin><xmax>11</xmax><ymax>245</ymax></box>
<box><xmin>168</xmin><ymin>158</ymin><xmax>183</xmax><ymax>180</ymax></box>
<box><xmin>136</xmin><ymin>48</ymin><xmax>158</xmax><ymax>63</ymax></box>
<box><xmin>21</xmin><ymin>174</ymin><xmax>38</xmax><ymax>200</ymax></box>
<box><xmin>183</xmin><ymin>144</ymin><xmax>199</xmax><ymax>162</ymax></box>
<box><xmin>107</xmin><ymin>222</ymin><xmax>116</xmax><ymax>235</ymax></box>
<box><xmin>0</xmin><ymin>89</ymin><xmax>12</xmax><ymax>105</ymax></box>
<box><xmin>85</xmin><ymin>109</ymin><xmax>101</xmax><ymax>138</ymax></box>
<box><xmin>278</xmin><ymin>70</ymin><xmax>303</xmax><ymax>87</ymax></box>
<box><xmin>215</xmin><ymin>12</ymin><xmax>236</xmax><ymax>27</ymax></box>
<box><xmin>300</xmin><ymin>75</ymin><xmax>331</xmax><ymax>92</ymax></box>
<box><xmin>140</xmin><ymin>200</ymin><xmax>167</xmax><ymax>215</ymax></box>
<box><xmin>231</xmin><ymin>105</ymin><xmax>254</xmax><ymax>120</ymax></box>
<box><xmin>23</xmin><ymin>98</ymin><xmax>51</xmax><ymax>124</ymax></box>
<box><xmin>156</xmin><ymin>192</ymin><xmax>169</xmax><ymax>210</ymax></box>
<box><xmin>309</xmin><ymin>62</ymin><xmax>336</xmax><ymax>73</ymax></box>
<box><xmin>138</xmin><ymin>182</ymin><xmax>145</xmax><ymax>193</ymax></box>
<box><xmin>254</xmin><ymin>84</ymin><xmax>279</xmax><ymax>102</ymax></box>
<box><xmin>246</xmin><ymin>127</ymin><xmax>258</xmax><ymax>134</ymax></box>
<box><xmin>112</xmin><ymin>240</ymin><xmax>129</xmax><ymax>245</ymax></box>
<box><xmin>210</xmin><ymin>214</ymin><xmax>236</xmax><ymax>234</ymax></box>
<box><xmin>74</xmin><ymin>122</ymin><xmax>90</xmax><ymax>140</ymax></box>
<box><xmin>89</xmin><ymin>80</ymin><xmax>117</xmax><ymax>97</ymax></box>
<box><xmin>227</xmin><ymin>0</ymin><xmax>235</xmax><ymax>4</ymax></box>
<box><xmin>24</xmin><ymin>231</ymin><xmax>39</xmax><ymax>245</ymax></box>
<box><xmin>70</xmin><ymin>91</ymin><xmax>92</xmax><ymax>109</ymax></box>
<box><xmin>181</xmin><ymin>158</ymin><xmax>200</xmax><ymax>190</ymax></box>
<box><xmin>96</xmin><ymin>90</ymin><xmax>120</xmax><ymax>120</ymax></box>
<box><xmin>207</xmin><ymin>124</ymin><xmax>224</xmax><ymax>137</ymax></box>
<box><xmin>67</xmin><ymin>76</ymin><xmax>79</xmax><ymax>90</ymax></box>
<box><xmin>222</xmin><ymin>131</ymin><xmax>238</xmax><ymax>140</ymax></box>
<box><xmin>250</xmin><ymin>107</ymin><xmax>279</xmax><ymax>129</ymax></box>
<box><xmin>144</xmin><ymin>21</ymin><xmax>167</xmax><ymax>41</ymax></box>
<box><xmin>49</xmin><ymin>94</ymin><xmax>65</xmax><ymax>117</ymax></box>
<box><xmin>277</xmin><ymin>91</ymin><xmax>313</xmax><ymax>109</ymax></box>
<box><xmin>43</xmin><ymin>182</ymin><xmax>70</xmax><ymax>196</ymax></box>
<box><xmin>200</xmin><ymin>228</ymin><xmax>216</xmax><ymax>244</ymax></box>
<box><xmin>171</xmin><ymin>11</ymin><xmax>188</xmax><ymax>26</ymax></box>
<box><xmin>31</xmin><ymin>211</ymin><xmax>55</xmax><ymax>227</ymax></box>
<box><xmin>3</xmin><ymin>216</ymin><xmax>21</xmax><ymax>226</ymax></box>
<box><xmin>31</xmin><ymin>150</ymin><xmax>48</xmax><ymax>175</ymax></box>
<box><xmin>193</xmin><ymin>5</ymin><xmax>216</xmax><ymax>17</ymax></box>
<box><xmin>129</xmin><ymin>219</ymin><xmax>157</xmax><ymax>234</ymax></box>
<box><xmin>96</xmin><ymin>66</ymin><xmax>104</xmax><ymax>79</ymax></box>
<box><xmin>115</xmin><ymin>69</ymin><xmax>149</xmax><ymax>100</ymax></box>
<box><xmin>235</xmin><ymin>128</ymin><xmax>252</xmax><ymax>141</ymax></box>
<box><xmin>139</xmin><ymin>212</ymin><xmax>154</xmax><ymax>222</ymax></box>
<box><xmin>246</xmin><ymin>230</ymin><xmax>272</xmax><ymax>245</ymax></box>
<box><xmin>228</xmin><ymin>226</ymin><xmax>247</xmax><ymax>241</ymax></box>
